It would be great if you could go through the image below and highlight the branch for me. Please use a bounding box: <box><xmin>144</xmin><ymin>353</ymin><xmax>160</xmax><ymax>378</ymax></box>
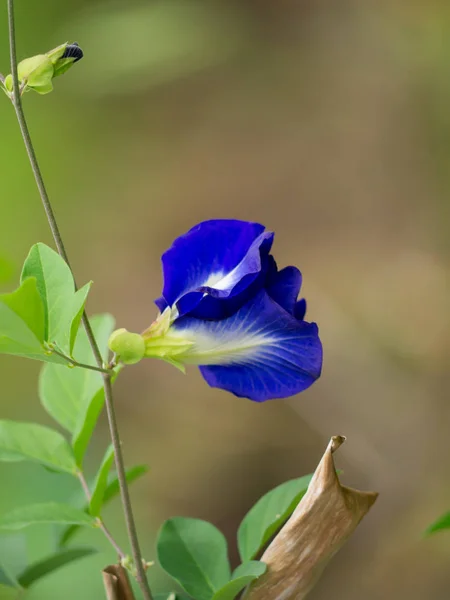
<box><xmin>6</xmin><ymin>2</ymin><xmax>153</xmax><ymax>598</ymax></box>
<box><xmin>245</xmin><ymin>436</ymin><xmax>378</xmax><ymax>600</ymax></box>
<box><xmin>48</xmin><ymin>345</ymin><xmax>111</xmax><ymax>374</ymax></box>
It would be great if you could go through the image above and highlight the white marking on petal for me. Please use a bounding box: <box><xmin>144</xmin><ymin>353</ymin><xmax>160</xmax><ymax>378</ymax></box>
<box><xmin>170</xmin><ymin>317</ymin><xmax>277</xmax><ymax>366</ymax></box>
<box><xmin>203</xmin><ymin>263</ymin><xmax>243</xmax><ymax>292</ymax></box>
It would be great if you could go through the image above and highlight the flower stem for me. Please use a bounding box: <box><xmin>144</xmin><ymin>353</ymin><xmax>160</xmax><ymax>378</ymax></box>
<box><xmin>7</xmin><ymin>2</ymin><xmax>153</xmax><ymax>598</ymax></box>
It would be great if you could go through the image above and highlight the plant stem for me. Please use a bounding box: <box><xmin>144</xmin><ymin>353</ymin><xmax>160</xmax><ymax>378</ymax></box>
<box><xmin>78</xmin><ymin>472</ymin><xmax>127</xmax><ymax>560</ymax></box>
<box><xmin>7</xmin><ymin>2</ymin><xmax>153</xmax><ymax>598</ymax></box>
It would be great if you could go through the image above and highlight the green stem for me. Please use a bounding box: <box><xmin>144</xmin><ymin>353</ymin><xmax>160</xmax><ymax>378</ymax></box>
<box><xmin>48</xmin><ymin>345</ymin><xmax>111</xmax><ymax>373</ymax></box>
<box><xmin>6</xmin><ymin>2</ymin><xmax>153</xmax><ymax>598</ymax></box>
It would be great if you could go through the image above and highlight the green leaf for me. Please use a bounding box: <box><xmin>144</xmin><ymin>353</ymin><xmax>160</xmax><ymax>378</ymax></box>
<box><xmin>58</xmin><ymin>464</ymin><xmax>148</xmax><ymax>547</ymax></box>
<box><xmin>0</xmin><ymin>278</ymin><xmax>46</xmax><ymax>358</ymax></box>
<box><xmin>157</xmin><ymin>517</ymin><xmax>230</xmax><ymax>600</ymax></box>
<box><xmin>21</xmin><ymin>244</ymin><xmax>92</xmax><ymax>354</ymax></box>
<box><xmin>68</xmin><ymin>283</ymin><xmax>91</xmax><ymax>354</ymax></box>
<box><xmin>72</xmin><ymin>386</ymin><xmax>106</xmax><ymax>464</ymax></box>
<box><xmin>72</xmin><ymin>321</ymin><xmax>118</xmax><ymax>464</ymax></box>
<box><xmin>238</xmin><ymin>474</ymin><xmax>313</xmax><ymax>562</ymax></box>
<box><xmin>89</xmin><ymin>445</ymin><xmax>115</xmax><ymax>516</ymax></box>
<box><xmin>103</xmin><ymin>464</ymin><xmax>149</xmax><ymax>505</ymax></box>
<box><xmin>0</xmin><ymin>504</ymin><xmax>97</xmax><ymax>531</ymax></box>
<box><xmin>39</xmin><ymin>314</ymin><xmax>115</xmax><ymax>458</ymax></box>
<box><xmin>212</xmin><ymin>561</ymin><xmax>267</xmax><ymax>600</ymax></box>
<box><xmin>0</xmin><ymin>421</ymin><xmax>76</xmax><ymax>474</ymax></box>
<box><xmin>425</xmin><ymin>511</ymin><xmax>450</xmax><ymax>535</ymax></box>
<box><xmin>17</xmin><ymin>547</ymin><xmax>97</xmax><ymax>588</ymax></box>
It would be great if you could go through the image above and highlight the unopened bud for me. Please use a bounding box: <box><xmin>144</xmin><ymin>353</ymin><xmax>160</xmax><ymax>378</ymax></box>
<box><xmin>108</xmin><ymin>328</ymin><xmax>145</xmax><ymax>365</ymax></box>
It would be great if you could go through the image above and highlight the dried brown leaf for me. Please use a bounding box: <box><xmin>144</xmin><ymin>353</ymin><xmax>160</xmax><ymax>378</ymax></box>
<box><xmin>102</xmin><ymin>564</ymin><xmax>136</xmax><ymax>600</ymax></box>
<box><xmin>245</xmin><ymin>436</ymin><xmax>378</xmax><ymax>600</ymax></box>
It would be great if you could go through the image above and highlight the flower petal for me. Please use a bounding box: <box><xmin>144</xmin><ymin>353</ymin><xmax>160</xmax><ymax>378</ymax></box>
<box><xmin>154</xmin><ymin>295</ymin><xmax>168</xmax><ymax>313</ymax></box>
<box><xmin>157</xmin><ymin>220</ymin><xmax>273</xmax><ymax>318</ymax></box>
<box><xmin>294</xmin><ymin>298</ymin><xmax>307</xmax><ymax>321</ymax></box>
<box><xmin>172</xmin><ymin>291</ymin><xmax>322</xmax><ymax>401</ymax></box>
<box><xmin>267</xmin><ymin>266</ymin><xmax>302</xmax><ymax>314</ymax></box>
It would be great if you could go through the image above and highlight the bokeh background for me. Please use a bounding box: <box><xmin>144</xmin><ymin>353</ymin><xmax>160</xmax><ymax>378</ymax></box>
<box><xmin>1</xmin><ymin>0</ymin><xmax>450</xmax><ymax>598</ymax></box>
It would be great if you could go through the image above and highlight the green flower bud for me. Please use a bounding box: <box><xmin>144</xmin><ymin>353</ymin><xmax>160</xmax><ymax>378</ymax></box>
<box><xmin>108</xmin><ymin>328</ymin><xmax>145</xmax><ymax>365</ymax></box>
<box><xmin>2</xmin><ymin>42</ymin><xmax>83</xmax><ymax>97</ymax></box>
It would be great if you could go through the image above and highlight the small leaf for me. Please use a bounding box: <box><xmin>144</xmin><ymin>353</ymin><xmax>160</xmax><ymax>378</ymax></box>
<box><xmin>0</xmin><ymin>278</ymin><xmax>46</xmax><ymax>358</ymax></box>
<box><xmin>68</xmin><ymin>282</ymin><xmax>91</xmax><ymax>354</ymax></box>
<box><xmin>72</xmin><ymin>316</ymin><xmax>118</xmax><ymax>464</ymax></box>
<box><xmin>103</xmin><ymin>464</ymin><xmax>149</xmax><ymax>505</ymax></box>
<box><xmin>425</xmin><ymin>511</ymin><xmax>450</xmax><ymax>536</ymax></box>
<box><xmin>58</xmin><ymin>464</ymin><xmax>149</xmax><ymax>547</ymax></box>
<box><xmin>39</xmin><ymin>314</ymin><xmax>115</xmax><ymax>453</ymax></box>
<box><xmin>72</xmin><ymin>386</ymin><xmax>106</xmax><ymax>464</ymax></box>
<box><xmin>21</xmin><ymin>243</ymin><xmax>88</xmax><ymax>352</ymax></box>
<box><xmin>212</xmin><ymin>562</ymin><xmax>267</xmax><ymax>600</ymax></box>
<box><xmin>17</xmin><ymin>547</ymin><xmax>97</xmax><ymax>588</ymax></box>
<box><xmin>157</xmin><ymin>517</ymin><xmax>230</xmax><ymax>600</ymax></box>
<box><xmin>238</xmin><ymin>474</ymin><xmax>313</xmax><ymax>562</ymax></box>
<box><xmin>89</xmin><ymin>445</ymin><xmax>115</xmax><ymax>516</ymax></box>
<box><xmin>0</xmin><ymin>421</ymin><xmax>76</xmax><ymax>474</ymax></box>
<box><xmin>0</xmin><ymin>503</ymin><xmax>97</xmax><ymax>530</ymax></box>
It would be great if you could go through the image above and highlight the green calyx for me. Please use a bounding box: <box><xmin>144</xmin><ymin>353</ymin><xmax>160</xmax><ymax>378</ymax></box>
<box><xmin>2</xmin><ymin>42</ymin><xmax>82</xmax><ymax>97</ymax></box>
<box><xmin>141</xmin><ymin>307</ymin><xmax>193</xmax><ymax>373</ymax></box>
<box><xmin>110</xmin><ymin>308</ymin><xmax>194</xmax><ymax>373</ymax></box>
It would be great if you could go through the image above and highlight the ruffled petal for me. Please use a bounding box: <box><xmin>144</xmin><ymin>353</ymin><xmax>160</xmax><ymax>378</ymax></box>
<box><xmin>294</xmin><ymin>298</ymin><xmax>307</xmax><ymax>321</ymax></box>
<box><xmin>267</xmin><ymin>266</ymin><xmax>302</xmax><ymax>314</ymax></box>
<box><xmin>157</xmin><ymin>220</ymin><xmax>273</xmax><ymax>318</ymax></box>
<box><xmin>154</xmin><ymin>295</ymin><xmax>168</xmax><ymax>313</ymax></box>
<box><xmin>171</xmin><ymin>290</ymin><xmax>322</xmax><ymax>401</ymax></box>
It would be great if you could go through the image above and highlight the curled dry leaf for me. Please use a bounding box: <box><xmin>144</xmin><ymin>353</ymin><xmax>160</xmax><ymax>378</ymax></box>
<box><xmin>245</xmin><ymin>436</ymin><xmax>378</xmax><ymax>600</ymax></box>
<box><xmin>102</xmin><ymin>564</ymin><xmax>136</xmax><ymax>600</ymax></box>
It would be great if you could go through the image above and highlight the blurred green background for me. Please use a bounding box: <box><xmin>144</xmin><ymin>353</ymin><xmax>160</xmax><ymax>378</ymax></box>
<box><xmin>1</xmin><ymin>0</ymin><xmax>450</xmax><ymax>598</ymax></box>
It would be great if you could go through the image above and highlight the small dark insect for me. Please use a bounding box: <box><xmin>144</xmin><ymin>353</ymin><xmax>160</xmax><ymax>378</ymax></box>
<box><xmin>62</xmin><ymin>42</ymin><xmax>83</xmax><ymax>62</ymax></box>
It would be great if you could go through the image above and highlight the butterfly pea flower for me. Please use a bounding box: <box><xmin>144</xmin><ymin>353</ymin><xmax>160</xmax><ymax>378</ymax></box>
<box><xmin>109</xmin><ymin>220</ymin><xmax>322</xmax><ymax>401</ymax></box>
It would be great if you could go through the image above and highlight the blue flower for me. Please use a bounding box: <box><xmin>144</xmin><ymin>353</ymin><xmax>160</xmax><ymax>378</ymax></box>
<box><xmin>110</xmin><ymin>219</ymin><xmax>323</xmax><ymax>401</ymax></box>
